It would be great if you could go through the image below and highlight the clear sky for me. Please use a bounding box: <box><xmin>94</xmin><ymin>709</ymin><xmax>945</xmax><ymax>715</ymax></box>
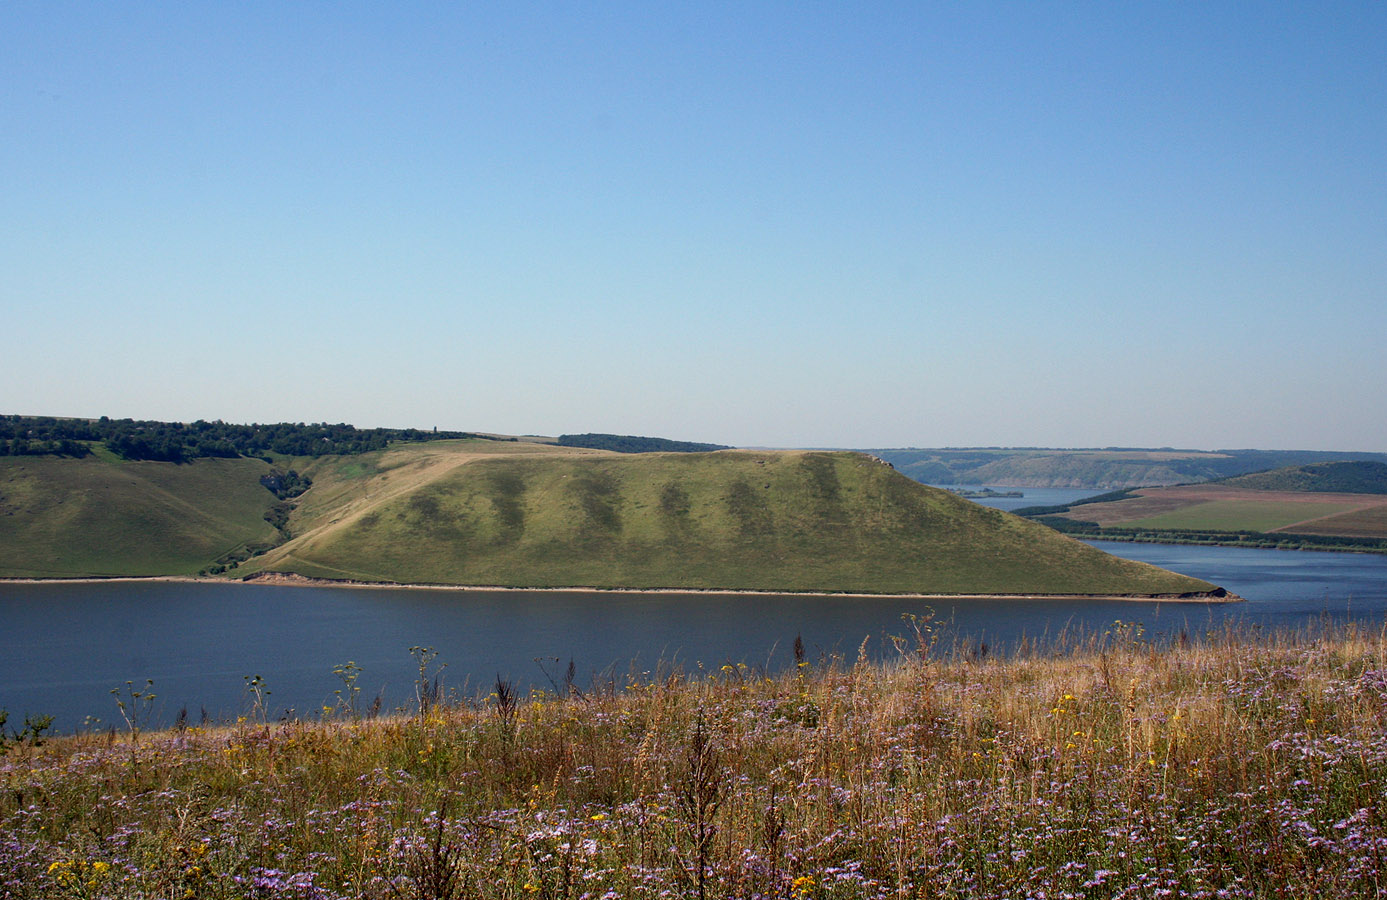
<box><xmin>4</xmin><ymin>3</ymin><xmax>1385</xmax><ymax>450</ymax></box>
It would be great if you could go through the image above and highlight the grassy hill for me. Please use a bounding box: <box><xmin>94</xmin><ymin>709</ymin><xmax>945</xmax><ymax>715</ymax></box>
<box><xmin>0</xmin><ymin>440</ymin><xmax>1217</xmax><ymax>594</ymax></box>
<box><xmin>0</xmin><ymin>455</ymin><xmax>282</xmax><ymax>576</ymax></box>
<box><xmin>1217</xmin><ymin>461</ymin><xmax>1387</xmax><ymax>494</ymax></box>
<box><xmin>242</xmin><ymin>446</ymin><xmax>1214</xmax><ymax>595</ymax></box>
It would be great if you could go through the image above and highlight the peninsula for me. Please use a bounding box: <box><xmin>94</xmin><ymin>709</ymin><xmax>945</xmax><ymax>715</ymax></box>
<box><xmin>0</xmin><ymin>417</ymin><xmax>1224</xmax><ymax>598</ymax></box>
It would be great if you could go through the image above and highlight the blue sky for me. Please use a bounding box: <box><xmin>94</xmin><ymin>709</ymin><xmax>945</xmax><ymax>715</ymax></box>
<box><xmin>4</xmin><ymin>3</ymin><xmax>1384</xmax><ymax>450</ymax></box>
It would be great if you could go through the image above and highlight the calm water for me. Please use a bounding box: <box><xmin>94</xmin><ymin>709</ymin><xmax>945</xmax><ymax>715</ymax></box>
<box><xmin>4</xmin><ymin>491</ymin><xmax>1386</xmax><ymax>731</ymax></box>
<box><xmin>930</xmin><ymin>484</ymin><xmax>1104</xmax><ymax>513</ymax></box>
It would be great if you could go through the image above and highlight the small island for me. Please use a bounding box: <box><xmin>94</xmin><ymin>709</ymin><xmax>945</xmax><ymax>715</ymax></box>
<box><xmin>948</xmin><ymin>487</ymin><xmax>1025</xmax><ymax>499</ymax></box>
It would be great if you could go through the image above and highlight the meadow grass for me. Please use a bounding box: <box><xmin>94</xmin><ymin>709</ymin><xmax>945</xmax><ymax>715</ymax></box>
<box><xmin>4</xmin><ymin>621</ymin><xmax>1387</xmax><ymax>898</ymax></box>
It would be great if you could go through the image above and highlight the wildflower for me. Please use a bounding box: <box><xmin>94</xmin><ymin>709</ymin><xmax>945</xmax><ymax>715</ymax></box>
<box><xmin>792</xmin><ymin>875</ymin><xmax>817</xmax><ymax>897</ymax></box>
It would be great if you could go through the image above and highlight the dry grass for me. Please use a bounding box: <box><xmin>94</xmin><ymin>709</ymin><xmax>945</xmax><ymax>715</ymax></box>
<box><xmin>1064</xmin><ymin>484</ymin><xmax>1387</xmax><ymax>538</ymax></box>
<box><xmin>5</xmin><ymin>622</ymin><xmax>1387</xmax><ymax>898</ymax></box>
<box><xmin>1282</xmin><ymin>504</ymin><xmax>1387</xmax><ymax>538</ymax></box>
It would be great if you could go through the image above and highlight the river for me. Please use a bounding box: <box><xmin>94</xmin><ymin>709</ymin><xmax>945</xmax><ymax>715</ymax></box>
<box><xmin>2</xmin><ymin>485</ymin><xmax>1385</xmax><ymax>731</ymax></box>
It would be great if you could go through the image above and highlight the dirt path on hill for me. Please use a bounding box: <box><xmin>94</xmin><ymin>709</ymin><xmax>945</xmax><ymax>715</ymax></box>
<box><xmin>250</xmin><ymin>443</ymin><xmax>609</xmax><ymax>572</ymax></box>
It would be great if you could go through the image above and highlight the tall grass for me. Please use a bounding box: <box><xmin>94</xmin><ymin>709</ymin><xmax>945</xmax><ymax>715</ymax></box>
<box><xmin>4</xmin><ymin>621</ymin><xmax>1387</xmax><ymax>898</ymax></box>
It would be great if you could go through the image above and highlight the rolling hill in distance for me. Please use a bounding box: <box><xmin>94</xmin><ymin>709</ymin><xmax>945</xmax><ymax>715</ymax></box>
<box><xmin>871</xmin><ymin>447</ymin><xmax>1387</xmax><ymax>490</ymax></box>
<box><xmin>1216</xmin><ymin>460</ymin><xmax>1387</xmax><ymax>494</ymax></box>
<box><xmin>0</xmin><ymin>418</ymin><xmax>1219</xmax><ymax>596</ymax></box>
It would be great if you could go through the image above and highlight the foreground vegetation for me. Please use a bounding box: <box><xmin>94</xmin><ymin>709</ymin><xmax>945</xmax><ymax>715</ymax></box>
<box><xmin>5</xmin><ymin>623</ymin><xmax>1387</xmax><ymax>898</ymax></box>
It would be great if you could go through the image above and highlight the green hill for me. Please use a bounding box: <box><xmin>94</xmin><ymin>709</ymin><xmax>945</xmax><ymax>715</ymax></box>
<box><xmin>0</xmin><ymin>440</ymin><xmax>1219</xmax><ymax>595</ymax></box>
<box><xmin>1217</xmin><ymin>461</ymin><xmax>1387</xmax><ymax>494</ymax></box>
<box><xmin>0</xmin><ymin>455</ymin><xmax>283</xmax><ymax>576</ymax></box>
<box><xmin>243</xmin><ymin>448</ymin><xmax>1215</xmax><ymax>595</ymax></box>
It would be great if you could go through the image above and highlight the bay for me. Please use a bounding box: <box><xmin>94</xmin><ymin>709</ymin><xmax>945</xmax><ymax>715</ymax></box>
<box><xmin>929</xmin><ymin>484</ymin><xmax>1102</xmax><ymax>513</ymax></box>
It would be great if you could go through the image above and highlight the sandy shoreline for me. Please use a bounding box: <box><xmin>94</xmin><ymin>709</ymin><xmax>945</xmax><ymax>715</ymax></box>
<box><xmin>0</xmin><ymin>572</ymin><xmax>1242</xmax><ymax>602</ymax></box>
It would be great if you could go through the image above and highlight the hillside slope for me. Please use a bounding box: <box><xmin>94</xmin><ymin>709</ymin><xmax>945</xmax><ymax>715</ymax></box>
<box><xmin>244</xmin><ymin>448</ymin><xmax>1215</xmax><ymax>595</ymax></box>
<box><xmin>1218</xmin><ymin>461</ymin><xmax>1387</xmax><ymax>494</ymax></box>
<box><xmin>0</xmin><ymin>455</ymin><xmax>282</xmax><ymax>576</ymax></box>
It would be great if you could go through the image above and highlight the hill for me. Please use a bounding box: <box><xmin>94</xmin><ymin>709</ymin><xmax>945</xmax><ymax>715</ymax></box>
<box><xmin>1217</xmin><ymin>461</ymin><xmax>1387</xmax><ymax>494</ymax></box>
<box><xmin>0</xmin><ymin>438</ymin><xmax>1219</xmax><ymax>595</ymax></box>
<box><xmin>239</xmin><ymin>445</ymin><xmax>1215</xmax><ymax>595</ymax></box>
<box><xmin>869</xmin><ymin>447</ymin><xmax>1387</xmax><ymax>490</ymax></box>
<box><xmin>0</xmin><ymin>455</ymin><xmax>283</xmax><ymax>576</ymax></box>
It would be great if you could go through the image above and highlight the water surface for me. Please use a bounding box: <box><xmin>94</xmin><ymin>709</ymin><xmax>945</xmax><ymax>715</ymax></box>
<box><xmin>4</xmin><ymin>539</ymin><xmax>1386</xmax><ymax>733</ymax></box>
<box><xmin>5</xmin><ymin>488</ymin><xmax>1387</xmax><ymax>731</ymax></box>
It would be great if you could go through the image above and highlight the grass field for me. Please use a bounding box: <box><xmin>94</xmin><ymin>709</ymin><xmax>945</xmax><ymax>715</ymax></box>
<box><xmin>5</xmin><ymin>623</ymin><xmax>1387</xmax><ymax>897</ymax></box>
<box><xmin>0</xmin><ymin>456</ymin><xmax>282</xmax><ymax>576</ymax></box>
<box><xmin>243</xmin><ymin>447</ymin><xmax>1214</xmax><ymax>595</ymax></box>
<box><xmin>1056</xmin><ymin>484</ymin><xmax>1387</xmax><ymax>540</ymax></box>
<box><xmin>1112</xmin><ymin>499</ymin><xmax>1366</xmax><ymax>532</ymax></box>
<box><xmin>1282</xmin><ymin>505</ymin><xmax>1387</xmax><ymax>538</ymax></box>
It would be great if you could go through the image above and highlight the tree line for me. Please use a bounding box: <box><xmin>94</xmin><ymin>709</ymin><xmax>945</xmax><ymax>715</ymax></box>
<box><xmin>557</xmin><ymin>433</ymin><xmax>731</xmax><ymax>454</ymax></box>
<box><xmin>0</xmin><ymin>415</ymin><xmax>494</xmax><ymax>462</ymax></box>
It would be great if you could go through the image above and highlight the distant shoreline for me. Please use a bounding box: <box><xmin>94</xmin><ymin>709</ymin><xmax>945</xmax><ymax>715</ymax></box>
<box><xmin>0</xmin><ymin>572</ymin><xmax>1242</xmax><ymax>603</ymax></box>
